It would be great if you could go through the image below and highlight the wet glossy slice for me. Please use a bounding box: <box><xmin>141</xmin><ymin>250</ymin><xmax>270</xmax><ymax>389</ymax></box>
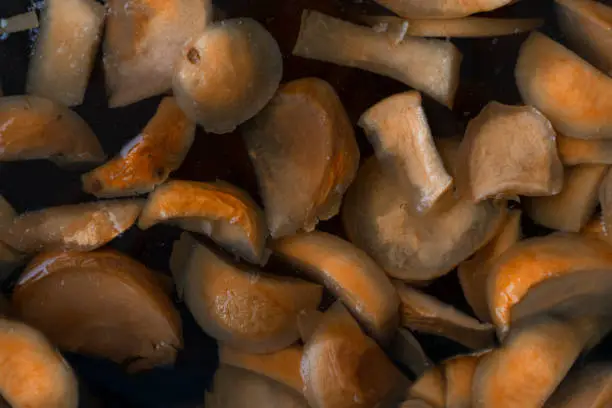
<box><xmin>557</xmin><ymin>133</ymin><xmax>612</xmax><ymax>165</ymax></box>
<box><xmin>371</xmin><ymin>0</ymin><xmax>514</xmax><ymax>18</ymax></box>
<box><xmin>545</xmin><ymin>363</ymin><xmax>612</xmax><ymax>408</ymax></box>
<box><xmin>444</xmin><ymin>352</ymin><xmax>489</xmax><ymax>408</ymax></box>
<box><xmin>581</xmin><ymin>214</ymin><xmax>612</xmax><ymax>246</ymax></box>
<box><xmin>408</xmin><ymin>366</ymin><xmax>445</xmax><ymax>408</ymax></box>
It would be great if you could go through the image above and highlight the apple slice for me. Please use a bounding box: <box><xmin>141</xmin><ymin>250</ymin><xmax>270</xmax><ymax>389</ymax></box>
<box><xmin>557</xmin><ymin>133</ymin><xmax>612</xmax><ymax>165</ymax></box>
<box><xmin>408</xmin><ymin>366</ymin><xmax>445</xmax><ymax>408</ymax></box>
<box><xmin>444</xmin><ymin>352</ymin><xmax>489</xmax><ymax>408</ymax></box>
<box><xmin>546</xmin><ymin>363</ymin><xmax>612</xmax><ymax>408</ymax></box>
<box><xmin>390</xmin><ymin>328</ymin><xmax>433</xmax><ymax>378</ymax></box>
<box><xmin>370</xmin><ymin>0</ymin><xmax>514</xmax><ymax>19</ymax></box>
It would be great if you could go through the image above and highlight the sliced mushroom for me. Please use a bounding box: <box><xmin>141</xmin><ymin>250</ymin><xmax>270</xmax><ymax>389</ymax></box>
<box><xmin>458</xmin><ymin>210</ymin><xmax>521</xmax><ymax>322</ymax></box>
<box><xmin>0</xmin><ymin>319</ymin><xmax>78</xmax><ymax>408</ymax></box>
<box><xmin>272</xmin><ymin>231</ymin><xmax>399</xmax><ymax>342</ymax></box>
<box><xmin>173</xmin><ymin>18</ymin><xmax>282</xmax><ymax>134</ymax></box>
<box><xmin>104</xmin><ymin>0</ymin><xmax>210</xmax><ymax>107</ymax></box>
<box><xmin>395</xmin><ymin>281</ymin><xmax>495</xmax><ymax>349</ymax></box>
<box><xmin>0</xmin><ymin>95</ymin><xmax>104</xmax><ymax>165</ymax></box>
<box><xmin>138</xmin><ymin>180</ymin><xmax>268</xmax><ymax>264</ymax></box>
<box><xmin>0</xmin><ymin>199</ymin><xmax>143</xmax><ymax>253</ymax></box>
<box><xmin>12</xmin><ymin>250</ymin><xmax>182</xmax><ymax>371</ymax></box>
<box><xmin>444</xmin><ymin>352</ymin><xmax>489</xmax><ymax>408</ymax></box>
<box><xmin>545</xmin><ymin>363</ymin><xmax>612</xmax><ymax>408</ymax></box>
<box><xmin>599</xmin><ymin>168</ymin><xmax>612</xmax><ymax>234</ymax></box>
<box><xmin>557</xmin><ymin>133</ymin><xmax>612</xmax><ymax>165</ymax></box>
<box><xmin>370</xmin><ymin>0</ymin><xmax>514</xmax><ymax>18</ymax></box>
<box><xmin>515</xmin><ymin>32</ymin><xmax>612</xmax><ymax>140</ymax></box>
<box><xmin>170</xmin><ymin>233</ymin><xmax>322</xmax><ymax>353</ymax></box>
<box><xmin>408</xmin><ymin>366</ymin><xmax>445</xmax><ymax>408</ymax></box>
<box><xmin>581</xmin><ymin>214</ymin><xmax>612</xmax><ymax>246</ymax></box>
<box><xmin>243</xmin><ymin>77</ymin><xmax>359</xmax><ymax>238</ymax></box>
<box><xmin>358</xmin><ymin>91</ymin><xmax>453</xmax><ymax>214</ymax></box>
<box><xmin>342</xmin><ymin>157</ymin><xmax>506</xmax><ymax>282</ymax></box>
<box><xmin>297</xmin><ymin>309</ymin><xmax>324</xmax><ymax>343</ymax></box>
<box><xmin>82</xmin><ymin>97</ymin><xmax>195</xmax><ymax>197</ymax></box>
<box><xmin>0</xmin><ymin>196</ymin><xmax>23</xmax><ymax>281</ymax></box>
<box><xmin>390</xmin><ymin>328</ymin><xmax>433</xmax><ymax>378</ymax></box>
<box><xmin>293</xmin><ymin>10</ymin><xmax>462</xmax><ymax>108</ymax></box>
<box><xmin>27</xmin><ymin>0</ymin><xmax>105</xmax><ymax>106</ymax></box>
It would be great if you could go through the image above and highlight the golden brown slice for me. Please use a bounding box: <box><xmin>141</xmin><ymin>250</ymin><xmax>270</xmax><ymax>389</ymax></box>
<box><xmin>458</xmin><ymin>210</ymin><xmax>521</xmax><ymax>322</ymax></box>
<box><xmin>12</xmin><ymin>250</ymin><xmax>182</xmax><ymax>372</ymax></box>
<box><xmin>408</xmin><ymin>366</ymin><xmax>445</xmax><ymax>408</ymax></box>
<box><xmin>272</xmin><ymin>231</ymin><xmax>400</xmax><ymax>342</ymax></box>
<box><xmin>545</xmin><ymin>363</ymin><xmax>612</xmax><ymax>408</ymax></box>
<box><xmin>139</xmin><ymin>180</ymin><xmax>267</xmax><ymax>264</ymax></box>
<box><xmin>515</xmin><ymin>32</ymin><xmax>612</xmax><ymax>140</ymax></box>
<box><xmin>170</xmin><ymin>233</ymin><xmax>322</xmax><ymax>353</ymax></box>
<box><xmin>27</xmin><ymin>0</ymin><xmax>105</xmax><ymax>106</ymax></box>
<box><xmin>390</xmin><ymin>328</ymin><xmax>433</xmax><ymax>378</ymax></box>
<box><xmin>104</xmin><ymin>0</ymin><xmax>210</xmax><ymax>107</ymax></box>
<box><xmin>82</xmin><ymin>97</ymin><xmax>195</xmax><ymax>197</ymax></box>
<box><xmin>396</xmin><ymin>281</ymin><xmax>495</xmax><ymax>349</ymax></box>
<box><xmin>0</xmin><ymin>319</ymin><xmax>78</xmax><ymax>408</ymax></box>
<box><xmin>359</xmin><ymin>91</ymin><xmax>452</xmax><ymax>214</ymax></box>
<box><xmin>557</xmin><ymin>133</ymin><xmax>612</xmax><ymax>165</ymax></box>
<box><xmin>582</xmin><ymin>214</ymin><xmax>612</xmax><ymax>246</ymax></box>
<box><xmin>343</xmin><ymin>157</ymin><xmax>506</xmax><ymax>282</ymax></box>
<box><xmin>371</xmin><ymin>0</ymin><xmax>514</xmax><ymax>18</ymax></box>
<box><xmin>243</xmin><ymin>78</ymin><xmax>359</xmax><ymax>238</ymax></box>
<box><xmin>293</xmin><ymin>10</ymin><xmax>462</xmax><ymax>108</ymax></box>
<box><xmin>0</xmin><ymin>200</ymin><xmax>143</xmax><ymax>253</ymax></box>
<box><xmin>0</xmin><ymin>95</ymin><xmax>104</xmax><ymax>165</ymax></box>
<box><xmin>173</xmin><ymin>18</ymin><xmax>283</xmax><ymax>134</ymax></box>
<box><xmin>444</xmin><ymin>352</ymin><xmax>489</xmax><ymax>408</ymax></box>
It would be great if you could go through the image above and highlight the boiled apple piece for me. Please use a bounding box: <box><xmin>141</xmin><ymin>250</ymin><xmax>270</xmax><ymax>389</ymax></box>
<box><xmin>243</xmin><ymin>77</ymin><xmax>359</xmax><ymax>238</ymax></box>
<box><xmin>370</xmin><ymin>0</ymin><xmax>514</xmax><ymax>18</ymax></box>
<box><xmin>444</xmin><ymin>352</ymin><xmax>489</xmax><ymax>408</ymax></box>
<box><xmin>545</xmin><ymin>363</ymin><xmax>612</xmax><ymax>408</ymax></box>
<box><xmin>390</xmin><ymin>328</ymin><xmax>433</xmax><ymax>378</ymax></box>
<box><xmin>557</xmin><ymin>133</ymin><xmax>612</xmax><ymax>165</ymax></box>
<box><xmin>408</xmin><ymin>366</ymin><xmax>446</xmax><ymax>408</ymax></box>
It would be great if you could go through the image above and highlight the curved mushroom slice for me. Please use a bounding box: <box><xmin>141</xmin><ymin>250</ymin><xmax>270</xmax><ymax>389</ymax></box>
<box><xmin>272</xmin><ymin>231</ymin><xmax>399</xmax><ymax>342</ymax></box>
<box><xmin>104</xmin><ymin>0</ymin><xmax>210</xmax><ymax>108</ymax></box>
<box><xmin>390</xmin><ymin>328</ymin><xmax>433</xmax><ymax>378</ymax></box>
<box><xmin>0</xmin><ymin>319</ymin><xmax>78</xmax><ymax>408</ymax></box>
<box><xmin>395</xmin><ymin>281</ymin><xmax>495</xmax><ymax>349</ymax></box>
<box><xmin>582</xmin><ymin>214</ymin><xmax>612</xmax><ymax>246</ymax></box>
<box><xmin>515</xmin><ymin>32</ymin><xmax>612</xmax><ymax>140</ymax></box>
<box><xmin>557</xmin><ymin>133</ymin><xmax>612</xmax><ymax>165</ymax></box>
<box><xmin>82</xmin><ymin>97</ymin><xmax>195</xmax><ymax>197</ymax></box>
<box><xmin>444</xmin><ymin>352</ymin><xmax>489</xmax><ymax>408</ymax></box>
<box><xmin>458</xmin><ymin>210</ymin><xmax>521</xmax><ymax>322</ymax></box>
<box><xmin>456</xmin><ymin>101</ymin><xmax>563</xmax><ymax>202</ymax></box>
<box><xmin>293</xmin><ymin>10</ymin><xmax>462</xmax><ymax>108</ymax></box>
<box><xmin>545</xmin><ymin>363</ymin><xmax>612</xmax><ymax>408</ymax></box>
<box><xmin>0</xmin><ymin>96</ymin><xmax>104</xmax><ymax>165</ymax></box>
<box><xmin>173</xmin><ymin>18</ymin><xmax>282</xmax><ymax>134</ymax></box>
<box><xmin>358</xmin><ymin>91</ymin><xmax>452</xmax><ymax>214</ymax></box>
<box><xmin>370</xmin><ymin>0</ymin><xmax>513</xmax><ymax>18</ymax></box>
<box><xmin>12</xmin><ymin>250</ymin><xmax>182</xmax><ymax>372</ymax></box>
<box><xmin>138</xmin><ymin>180</ymin><xmax>267</xmax><ymax>264</ymax></box>
<box><xmin>524</xmin><ymin>164</ymin><xmax>607</xmax><ymax>232</ymax></box>
<box><xmin>408</xmin><ymin>366</ymin><xmax>445</xmax><ymax>408</ymax></box>
<box><xmin>243</xmin><ymin>78</ymin><xmax>359</xmax><ymax>238</ymax></box>
<box><xmin>343</xmin><ymin>157</ymin><xmax>506</xmax><ymax>282</ymax></box>
<box><xmin>0</xmin><ymin>200</ymin><xmax>143</xmax><ymax>253</ymax></box>
<box><xmin>170</xmin><ymin>233</ymin><xmax>322</xmax><ymax>353</ymax></box>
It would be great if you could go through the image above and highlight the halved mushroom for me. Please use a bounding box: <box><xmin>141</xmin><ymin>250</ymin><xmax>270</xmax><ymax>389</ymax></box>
<box><xmin>138</xmin><ymin>180</ymin><xmax>267</xmax><ymax>264</ymax></box>
<box><xmin>444</xmin><ymin>352</ymin><xmax>489</xmax><ymax>408</ymax></box>
<box><xmin>82</xmin><ymin>97</ymin><xmax>195</xmax><ymax>197</ymax></box>
<box><xmin>390</xmin><ymin>328</ymin><xmax>433</xmax><ymax>378</ymax></box>
<box><xmin>0</xmin><ymin>199</ymin><xmax>143</xmax><ymax>253</ymax></box>
<box><xmin>358</xmin><ymin>91</ymin><xmax>453</xmax><ymax>214</ymax></box>
<box><xmin>370</xmin><ymin>0</ymin><xmax>514</xmax><ymax>19</ymax></box>
<box><xmin>27</xmin><ymin>0</ymin><xmax>105</xmax><ymax>106</ymax></box>
<box><xmin>272</xmin><ymin>231</ymin><xmax>399</xmax><ymax>342</ymax></box>
<box><xmin>458</xmin><ymin>210</ymin><xmax>521</xmax><ymax>322</ymax></box>
<box><xmin>243</xmin><ymin>77</ymin><xmax>359</xmax><ymax>238</ymax></box>
<box><xmin>582</xmin><ymin>214</ymin><xmax>612</xmax><ymax>246</ymax></box>
<box><xmin>515</xmin><ymin>32</ymin><xmax>612</xmax><ymax>140</ymax></box>
<box><xmin>0</xmin><ymin>95</ymin><xmax>104</xmax><ymax>165</ymax></box>
<box><xmin>395</xmin><ymin>281</ymin><xmax>495</xmax><ymax>349</ymax></box>
<box><xmin>0</xmin><ymin>196</ymin><xmax>23</xmax><ymax>281</ymax></box>
<box><xmin>342</xmin><ymin>157</ymin><xmax>506</xmax><ymax>282</ymax></box>
<box><xmin>524</xmin><ymin>164</ymin><xmax>607</xmax><ymax>232</ymax></box>
<box><xmin>0</xmin><ymin>319</ymin><xmax>78</xmax><ymax>408</ymax></box>
<box><xmin>173</xmin><ymin>18</ymin><xmax>282</xmax><ymax>134</ymax></box>
<box><xmin>293</xmin><ymin>10</ymin><xmax>462</xmax><ymax>108</ymax></box>
<box><xmin>12</xmin><ymin>250</ymin><xmax>182</xmax><ymax>371</ymax></box>
<box><xmin>599</xmin><ymin>168</ymin><xmax>612</xmax><ymax>234</ymax></box>
<box><xmin>408</xmin><ymin>366</ymin><xmax>445</xmax><ymax>408</ymax></box>
<box><xmin>557</xmin><ymin>133</ymin><xmax>612</xmax><ymax>165</ymax></box>
<box><xmin>104</xmin><ymin>0</ymin><xmax>210</xmax><ymax>108</ymax></box>
<box><xmin>545</xmin><ymin>363</ymin><xmax>612</xmax><ymax>408</ymax></box>
<box><xmin>170</xmin><ymin>233</ymin><xmax>322</xmax><ymax>353</ymax></box>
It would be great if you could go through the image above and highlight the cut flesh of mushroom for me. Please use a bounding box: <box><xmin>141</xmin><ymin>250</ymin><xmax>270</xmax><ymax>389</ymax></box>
<box><xmin>170</xmin><ymin>233</ymin><xmax>322</xmax><ymax>353</ymax></box>
<box><xmin>0</xmin><ymin>319</ymin><xmax>78</xmax><ymax>408</ymax></box>
<box><xmin>599</xmin><ymin>168</ymin><xmax>612</xmax><ymax>234</ymax></box>
<box><xmin>138</xmin><ymin>180</ymin><xmax>268</xmax><ymax>264</ymax></box>
<box><xmin>408</xmin><ymin>366</ymin><xmax>445</xmax><ymax>408</ymax></box>
<box><xmin>12</xmin><ymin>250</ymin><xmax>182</xmax><ymax>372</ymax></box>
<box><xmin>515</xmin><ymin>32</ymin><xmax>612</xmax><ymax>140</ymax></box>
<box><xmin>557</xmin><ymin>133</ymin><xmax>612</xmax><ymax>165</ymax></box>
<box><xmin>0</xmin><ymin>200</ymin><xmax>143</xmax><ymax>253</ymax></box>
<box><xmin>545</xmin><ymin>363</ymin><xmax>612</xmax><ymax>408</ymax></box>
<box><xmin>358</xmin><ymin>91</ymin><xmax>452</xmax><ymax>214</ymax></box>
<box><xmin>0</xmin><ymin>96</ymin><xmax>104</xmax><ymax>165</ymax></box>
<box><xmin>82</xmin><ymin>97</ymin><xmax>195</xmax><ymax>197</ymax></box>
<box><xmin>456</xmin><ymin>101</ymin><xmax>563</xmax><ymax>202</ymax></box>
<box><xmin>390</xmin><ymin>328</ymin><xmax>433</xmax><ymax>378</ymax></box>
<box><xmin>243</xmin><ymin>77</ymin><xmax>359</xmax><ymax>238</ymax></box>
<box><xmin>272</xmin><ymin>231</ymin><xmax>400</xmax><ymax>342</ymax></box>
<box><xmin>370</xmin><ymin>0</ymin><xmax>514</xmax><ymax>19</ymax></box>
<box><xmin>293</xmin><ymin>10</ymin><xmax>462</xmax><ymax>108</ymax></box>
<box><xmin>444</xmin><ymin>352</ymin><xmax>489</xmax><ymax>408</ymax></box>
<box><xmin>524</xmin><ymin>164</ymin><xmax>608</xmax><ymax>232</ymax></box>
<box><xmin>581</xmin><ymin>214</ymin><xmax>612</xmax><ymax>246</ymax></box>
<box><xmin>27</xmin><ymin>0</ymin><xmax>105</xmax><ymax>106</ymax></box>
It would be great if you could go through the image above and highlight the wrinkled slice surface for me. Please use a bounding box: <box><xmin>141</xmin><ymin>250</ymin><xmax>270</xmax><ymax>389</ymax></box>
<box><xmin>408</xmin><ymin>366</ymin><xmax>445</xmax><ymax>408</ymax></box>
<box><xmin>545</xmin><ymin>363</ymin><xmax>612</xmax><ymax>408</ymax></box>
<box><xmin>557</xmin><ymin>133</ymin><xmax>612</xmax><ymax>165</ymax></box>
<box><xmin>371</xmin><ymin>0</ymin><xmax>513</xmax><ymax>18</ymax></box>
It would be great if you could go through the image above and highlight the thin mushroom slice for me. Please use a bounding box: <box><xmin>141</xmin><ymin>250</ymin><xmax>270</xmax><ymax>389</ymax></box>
<box><xmin>390</xmin><ymin>328</ymin><xmax>433</xmax><ymax>378</ymax></box>
<box><xmin>557</xmin><ymin>133</ymin><xmax>612</xmax><ymax>165</ymax></box>
<box><xmin>170</xmin><ymin>233</ymin><xmax>322</xmax><ymax>353</ymax></box>
<box><xmin>272</xmin><ymin>231</ymin><xmax>400</xmax><ymax>342</ymax></box>
<box><xmin>12</xmin><ymin>250</ymin><xmax>182</xmax><ymax>372</ymax></box>
<box><xmin>82</xmin><ymin>97</ymin><xmax>195</xmax><ymax>197</ymax></box>
<box><xmin>443</xmin><ymin>352</ymin><xmax>490</xmax><ymax>408</ymax></box>
<box><xmin>408</xmin><ymin>366</ymin><xmax>445</xmax><ymax>408</ymax></box>
<box><xmin>0</xmin><ymin>200</ymin><xmax>143</xmax><ymax>253</ymax></box>
<box><xmin>545</xmin><ymin>363</ymin><xmax>612</xmax><ymax>408</ymax></box>
<box><xmin>358</xmin><ymin>91</ymin><xmax>452</xmax><ymax>214</ymax></box>
<box><xmin>370</xmin><ymin>0</ymin><xmax>514</xmax><ymax>19</ymax></box>
<box><xmin>293</xmin><ymin>10</ymin><xmax>462</xmax><ymax>108</ymax></box>
<box><xmin>515</xmin><ymin>32</ymin><xmax>612</xmax><ymax>140</ymax></box>
<box><xmin>138</xmin><ymin>180</ymin><xmax>268</xmax><ymax>264</ymax></box>
<box><xmin>243</xmin><ymin>77</ymin><xmax>359</xmax><ymax>238</ymax></box>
